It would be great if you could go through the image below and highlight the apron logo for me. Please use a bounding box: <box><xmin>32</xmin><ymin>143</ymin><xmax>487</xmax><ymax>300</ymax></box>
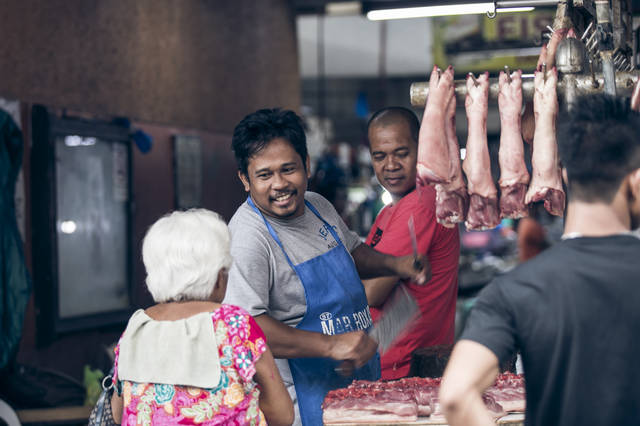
<box><xmin>319</xmin><ymin>308</ymin><xmax>372</xmax><ymax>336</ymax></box>
<box><xmin>318</xmin><ymin>224</ymin><xmax>338</xmax><ymax>241</ymax></box>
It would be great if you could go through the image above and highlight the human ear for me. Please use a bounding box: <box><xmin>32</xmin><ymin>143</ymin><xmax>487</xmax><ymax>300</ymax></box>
<box><xmin>305</xmin><ymin>155</ymin><xmax>311</xmax><ymax>179</ymax></box>
<box><xmin>561</xmin><ymin>168</ymin><xmax>569</xmax><ymax>186</ymax></box>
<box><xmin>211</xmin><ymin>268</ymin><xmax>228</xmax><ymax>303</ymax></box>
<box><xmin>238</xmin><ymin>170</ymin><xmax>250</xmax><ymax>192</ymax></box>
<box><xmin>629</xmin><ymin>169</ymin><xmax>640</xmax><ymax>199</ymax></box>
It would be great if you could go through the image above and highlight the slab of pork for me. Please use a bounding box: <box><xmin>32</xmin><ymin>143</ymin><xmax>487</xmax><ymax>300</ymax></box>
<box><xmin>498</xmin><ymin>69</ymin><xmax>529</xmax><ymax>219</ymax></box>
<box><xmin>524</xmin><ymin>67</ymin><xmax>565</xmax><ymax>216</ymax></box>
<box><xmin>462</xmin><ymin>72</ymin><xmax>500</xmax><ymax>230</ymax></box>
<box><xmin>435</xmin><ymin>84</ymin><xmax>468</xmax><ymax>227</ymax></box>
<box><xmin>417</xmin><ymin>66</ymin><xmax>454</xmax><ymax>186</ymax></box>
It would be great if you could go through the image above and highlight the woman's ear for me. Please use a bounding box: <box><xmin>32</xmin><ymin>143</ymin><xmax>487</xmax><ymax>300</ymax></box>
<box><xmin>211</xmin><ymin>268</ymin><xmax>229</xmax><ymax>302</ymax></box>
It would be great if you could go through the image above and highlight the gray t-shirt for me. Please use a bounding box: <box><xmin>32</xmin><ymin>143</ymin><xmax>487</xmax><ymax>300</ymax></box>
<box><xmin>223</xmin><ymin>191</ymin><xmax>362</xmax><ymax>425</ymax></box>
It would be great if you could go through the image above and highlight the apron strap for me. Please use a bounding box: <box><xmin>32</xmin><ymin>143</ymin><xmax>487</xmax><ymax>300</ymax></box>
<box><xmin>246</xmin><ymin>196</ymin><xmax>345</xmax><ymax>267</ymax></box>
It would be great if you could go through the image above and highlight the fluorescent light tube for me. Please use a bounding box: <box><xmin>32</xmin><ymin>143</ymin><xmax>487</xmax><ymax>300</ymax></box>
<box><xmin>496</xmin><ymin>7</ymin><xmax>535</xmax><ymax>12</ymax></box>
<box><xmin>366</xmin><ymin>3</ymin><xmax>535</xmax><ymax>20</ymax></box>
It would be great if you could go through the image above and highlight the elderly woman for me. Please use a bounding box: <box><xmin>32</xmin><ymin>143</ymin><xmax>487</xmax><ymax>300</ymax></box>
<box><xmin>110</xmin><ymin>209</ymin><xmax>293</xmax><ymax>425</ymax></box>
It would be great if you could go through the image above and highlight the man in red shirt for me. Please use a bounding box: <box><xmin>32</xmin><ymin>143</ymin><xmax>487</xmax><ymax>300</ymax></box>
<box><xmin>364</xmin><ymin>107</ymin><xmax>460</xmax><ymax>379</ymax></box>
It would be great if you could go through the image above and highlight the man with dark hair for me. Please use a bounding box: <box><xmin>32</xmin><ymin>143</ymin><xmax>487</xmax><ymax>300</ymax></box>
<box><xmin>224</xmin><ymin>108</ymin><xmax>430</xmax><ymax>426</ymax></box>
<box><xmin>439</xmin><ymin>94</ymin><xmax>640</xmax><ymax>426</ymax></box>
<box><xmin>363</xmin><ymin>106</ymin><xmax>460</xmax><ymax>380</ymax></box>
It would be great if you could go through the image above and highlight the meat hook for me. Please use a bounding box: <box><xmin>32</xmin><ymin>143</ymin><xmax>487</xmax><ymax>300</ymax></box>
<box><xmin>468</xmin><ymin>72</ymin><xmax>478</xmax><ymax>86</ymax></box>
<box><xmin>504</xmin><ymin>65</ymin><xmax>511</xmax><ymax>83</ymax></box>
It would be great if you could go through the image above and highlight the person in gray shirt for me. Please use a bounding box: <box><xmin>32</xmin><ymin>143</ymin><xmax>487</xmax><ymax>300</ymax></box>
<box><xmin>224</xmin><ymin>108</ymin><xmax>430</xmax><ymax>426</ymax></box>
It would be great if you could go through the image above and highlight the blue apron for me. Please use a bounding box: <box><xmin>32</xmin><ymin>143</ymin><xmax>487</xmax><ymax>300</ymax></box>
<box><xmin>247</xmin><ymin>197</ymin><xmax>380</xmax><ymax>426</ymax></box>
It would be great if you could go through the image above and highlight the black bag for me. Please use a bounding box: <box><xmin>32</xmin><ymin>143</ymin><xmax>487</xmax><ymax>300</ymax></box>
<box><xmin>87</xmin><ymin>370</ymin><xmax>118</xmax><ymax>426</ymax></box>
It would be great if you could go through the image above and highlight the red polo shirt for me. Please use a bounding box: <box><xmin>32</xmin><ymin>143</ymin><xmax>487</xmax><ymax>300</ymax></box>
<box><xmin>365</xmin><ymin>186</ymin><xmax>460</xmax><ymax>379</ymax></box>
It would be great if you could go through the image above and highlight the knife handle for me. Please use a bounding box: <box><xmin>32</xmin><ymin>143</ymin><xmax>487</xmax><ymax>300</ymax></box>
<box><xmin>334</xmin><ymin>360</ymin><xmax>356</xmax><ymax>377</ymax></box>
<box><xmin>413</xmin><ymin>257</ymin><xmax>423</xmax><ymax>271</ymax></box>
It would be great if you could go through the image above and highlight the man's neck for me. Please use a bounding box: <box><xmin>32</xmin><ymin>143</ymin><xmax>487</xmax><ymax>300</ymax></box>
<box><xmin>390</xmin><ymin>187</ymin><xmax>415</xmax><ymax>204</ymax></box>
<box><xmin>563</xmin><ymin>199</ymin><xmax>631</xmax><ymax>237</ymax></box>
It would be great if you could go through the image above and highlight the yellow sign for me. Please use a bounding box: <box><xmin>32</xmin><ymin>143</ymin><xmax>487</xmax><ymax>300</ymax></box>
<box><xmin>433</xmin><ymin>10</ymin><xmax>555</xmax><ymax>73</ymax></box>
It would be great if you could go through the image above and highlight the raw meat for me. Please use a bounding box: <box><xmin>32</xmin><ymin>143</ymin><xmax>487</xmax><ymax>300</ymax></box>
<box><xmin>536</xmin><ymin>27</ymin><xmax>572</xmax><ymax>71</ymax></box>
<box><xmin>498</xmin><ymin>69</ymin><xmax>529</xmax><ymax>219</ymax></box>
<box><xmin>323</xmin><ymin>386</ymin><xmax>418</xmax><ymax>424</ymax></box>
<box><xmin>524</xmin><ymin>67</ymin><xmax>565</xmax><ymax>216</ymax></box>
<box><xmin>417</xmin><ymin>66</ymin><xmax>455</xmax><ymax>186</ymax></box>
<box><xmin>462</xmin><ymin>72</ymin><xmax>500</xmax><ymax>230</ymax></box>
<box><xmin>435</xmin><ymin>84</ymin><xmax>469</xmax><ymax>227</ymax></box>
<box><xmin>322</xmin><ymin>373</ymin><xmax>525</xmax><ymax>423</ymax></box>
<box><xmin>485</xmin><ymin>372</ymin><xmax>526</xmax><ymax>412</ymax></box>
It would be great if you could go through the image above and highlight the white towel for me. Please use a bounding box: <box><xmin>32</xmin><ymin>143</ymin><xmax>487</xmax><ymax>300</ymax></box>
<box><xmin>117</xmin><ymin>309</ymin><xmax>221</xmax><ymax>389</ymax></box>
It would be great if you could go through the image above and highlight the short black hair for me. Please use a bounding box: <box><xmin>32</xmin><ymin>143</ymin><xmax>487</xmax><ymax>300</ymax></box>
<box><xmin>231</xmin><ymin>108</ymin><xmax>308</xmax><ymax>176</ymax></box>
<box><xmin>367</xmin><ymin>106</ymin><xmax>420</xmax><ymax>143</ymax></box>
<box><xmin>557</xmin><ymin>94</ymin><xmax>640</xmax><ymax>203</ymax></box>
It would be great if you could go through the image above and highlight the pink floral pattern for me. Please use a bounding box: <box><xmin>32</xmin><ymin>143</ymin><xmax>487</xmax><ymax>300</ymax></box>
<box><xmin>113</xmin><ymin>305</ymin><xmax>268</xmax><ymax>425</ymax></box>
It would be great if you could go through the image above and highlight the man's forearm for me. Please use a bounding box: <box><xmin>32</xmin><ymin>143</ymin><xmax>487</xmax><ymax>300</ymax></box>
<box><xmin>442</xmin><ymin>391</ymin><xmax>495</xmax><ymax>426</ymax></box>
<box><xmin>440</xmin><ymin>340</ymin><xmax>501</xmax><ymax>426</ymax></box>
<box><xmin>351</xmin><ymin>243</ymin><xmax>397</xmax><ymax>279</ymax></box>
<box><xmin>255</xmin><ymin>313</ymin><xmax>379</xmax><ymax>369</ymax></box>
<box><xmin>362</xmin><ymin>276</ymin><xmax>399</xmax><ymax>307</ymax></box>
<box><xmin>255</xmin><ymin>314</ymin><xmax>331</xmax><ymax>359</ymax></box>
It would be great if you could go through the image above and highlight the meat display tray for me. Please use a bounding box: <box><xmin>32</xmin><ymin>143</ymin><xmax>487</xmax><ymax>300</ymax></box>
<box><xmin>326</xmin><ymin>413</ymin><xmax>524</xmax><ymax>426</ymax></box>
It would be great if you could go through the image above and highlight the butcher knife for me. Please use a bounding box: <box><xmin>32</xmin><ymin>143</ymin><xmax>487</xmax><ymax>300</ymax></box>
<box><xmin>335</xmin><ymin>285</ymin><xmax>420</xmax><ymax>376</ymax></box>
<box><xmin>369</xmin><ymin>284</ymin><xmax>420</xmax><ymax>354</ymax></box>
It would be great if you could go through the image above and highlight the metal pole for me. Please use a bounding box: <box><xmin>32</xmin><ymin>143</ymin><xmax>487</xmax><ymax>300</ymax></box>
<box><xmin>409</xmin><ymin>71</ymin><xmax>639</xmax><ymax>106</ymax></box>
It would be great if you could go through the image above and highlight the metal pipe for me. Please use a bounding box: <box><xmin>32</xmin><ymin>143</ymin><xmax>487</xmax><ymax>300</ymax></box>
<box><xmin>409</xmin><ymin>71</ymin><xmax>639</xmax><ymax>106</ymax></box>
<box><xmin>602</xmin><ymin>54</ymin><xmax>617</xmax><ymax>95</ymax></box>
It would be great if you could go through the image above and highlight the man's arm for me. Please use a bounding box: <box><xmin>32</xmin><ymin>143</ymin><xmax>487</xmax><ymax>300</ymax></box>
<box><xmin>362</xmin><ymin>276</ymin><xmax>399</xmax><ymax>307</ymax></box>
<box><xmin>439</xmin><ymin>340</ymin><xmax>500</xmax><ymax>426</ymax></box>
<box><xmin>351</xmin><ymin>243</ymin><xmax>431</xmax><ymax>284</ymax></box>
<box><xmin>254</xmin><ymin>314</ymin><xmax>378</xmax><ymax>369</ymax></box>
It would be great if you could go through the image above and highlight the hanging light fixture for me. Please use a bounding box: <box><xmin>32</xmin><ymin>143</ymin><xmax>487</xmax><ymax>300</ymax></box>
<box><xmin>364</xmin><ymin>0</ymin><xmax>557</xmax><ymax>20</ymax></box>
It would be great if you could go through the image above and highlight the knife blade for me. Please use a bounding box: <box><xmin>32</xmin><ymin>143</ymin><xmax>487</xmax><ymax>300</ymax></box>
<box><xmin>334</xmin><ymin>285</ymin><xmax>420</xmax><ymax>376</ymax></box>
<box><xmin>369</xmin><ymin>284</ymin><xmax>420</xmax><ymax>355</ymax></box>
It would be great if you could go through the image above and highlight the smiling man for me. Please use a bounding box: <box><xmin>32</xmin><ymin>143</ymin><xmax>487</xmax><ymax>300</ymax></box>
<box><xmin>223</xmin><ymin>108</ymin><xmax>430</xmax><ymax>426</ymax></box>
<box><xmin>363</xmin><ymin>107</ymin><xmax>460</xmax><ymax>380</ymax></box>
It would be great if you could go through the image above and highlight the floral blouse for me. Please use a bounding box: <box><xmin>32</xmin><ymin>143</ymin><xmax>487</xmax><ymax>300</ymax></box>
<box><xmin>113</xmin><ymin>304</ymin><xmax>268</xmax><ymax>425</ymax></box>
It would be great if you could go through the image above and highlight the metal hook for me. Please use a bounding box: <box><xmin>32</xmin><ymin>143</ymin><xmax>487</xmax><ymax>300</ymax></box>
<box><xmin>468</xmin><ymin>72</ymin><xmax>478</xmax><ymax>86</ymax></box>
<box><xmin>504</xmin><ymin>65</ymin><xmax>511</xmax><ymax>83</ymax></box>
<box><xmin>486</xmin><ymin>1</ymin><xmax>497</xmax><ymax>19</ymax></box>
<box><xmin>589</xmin><ymin>59</ymin><xmax>598</xmax><ymax>88</ymax></box>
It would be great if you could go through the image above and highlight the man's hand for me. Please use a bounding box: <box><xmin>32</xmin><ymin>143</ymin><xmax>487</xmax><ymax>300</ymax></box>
<box><xmin>329</xmin><ymin>330</ymin><xmax>378</xmax><ymax>367</ymax></box>
<box><xmin>393</xmin><ymin>253</ymin><xmax>431</xmax><ymax>285</ymax></box>
<box><xmin>331</xmin><ymin>330</ymin><xmax>379</xmax><ymax>376</ymax></box>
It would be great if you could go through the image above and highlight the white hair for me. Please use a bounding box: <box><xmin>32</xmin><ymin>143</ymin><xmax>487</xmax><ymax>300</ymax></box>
<box><xmin>142</xmin><ymin>209</ymin><xmax>232</xmax><ymax>303</ymax></box>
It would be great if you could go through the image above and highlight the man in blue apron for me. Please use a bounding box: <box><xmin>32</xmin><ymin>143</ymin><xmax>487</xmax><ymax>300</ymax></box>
<box><xmin>224</xmin><ymin>108</ymin><xmax>430</xmax><ymax>426</ymax></box>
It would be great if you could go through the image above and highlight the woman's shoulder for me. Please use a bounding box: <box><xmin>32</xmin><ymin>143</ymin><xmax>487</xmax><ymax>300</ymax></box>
<box><xmin>212</xmin><ymin>303</ymin><xmax>252</xmax><ymax>321</ymax></box>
